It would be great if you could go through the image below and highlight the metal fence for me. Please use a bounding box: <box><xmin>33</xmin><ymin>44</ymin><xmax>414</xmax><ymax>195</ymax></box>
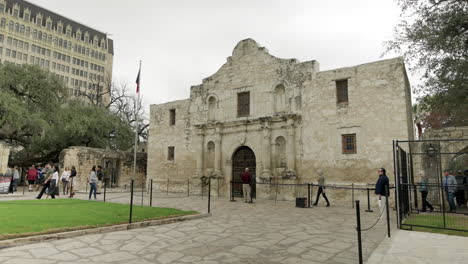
<box><xmin>394</xmin><ymin>139</ymin><xmax>468</xmax><ymax>233</ymax></box>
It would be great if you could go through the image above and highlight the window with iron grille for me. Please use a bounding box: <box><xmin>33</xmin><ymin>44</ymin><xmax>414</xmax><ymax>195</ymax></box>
<box><xmin>342</xmin><ymin>134</ymin><xmax>356</xmax><ymax>154</ymax></box>
<box><xmin>169</xmin><ymin>109</ymin><xmax>176</xmax><ymax>126</ymax></box>
<box><xmin>336</xmin><ymin>79</ymin><xmax>348</xmax><ymax>104</ymax></box>
<box><xmin>237</xmin><ymin>92</ymin><xmax>250</xmax><ymax>117</ymax></box>
<box><xmin>168</xmin><ymin>146</ymin><xmax>175</xmax><ymax>160</ymax></box>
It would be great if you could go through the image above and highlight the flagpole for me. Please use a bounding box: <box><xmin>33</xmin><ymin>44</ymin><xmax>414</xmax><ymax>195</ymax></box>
<box><xmin>132</xmin><ymin>61</ymin><xmax>141</xmax><ymax>181</ymax></box>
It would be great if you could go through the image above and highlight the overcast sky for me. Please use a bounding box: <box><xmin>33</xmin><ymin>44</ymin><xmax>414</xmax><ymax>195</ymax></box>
<box><xmin>29</xmin><ymin>0</ymin><xmax>408</xmax><ymax>107</ymax></box>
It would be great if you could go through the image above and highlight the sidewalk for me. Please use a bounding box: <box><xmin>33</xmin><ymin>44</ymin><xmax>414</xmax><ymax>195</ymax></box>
<box><xmin>366</xmin><ymin>230</ymin><xmax>468</xmax><ymax>264</ymax></box>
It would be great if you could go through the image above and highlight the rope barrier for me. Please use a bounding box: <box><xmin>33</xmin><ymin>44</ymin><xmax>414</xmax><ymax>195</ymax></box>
<box><xmin>361</xmin><ymin>208</ymin><xmax>386</xmax><ymax>231</ymax></box>
<box><xmin>234</xmin><ymin>181</ymin><xmax>387</xmax><ymax>191</ymax></box>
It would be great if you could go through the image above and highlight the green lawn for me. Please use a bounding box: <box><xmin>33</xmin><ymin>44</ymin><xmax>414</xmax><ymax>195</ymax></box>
<box><xmin>0</xmin><ymin>199</ymin><xmax>196</xmax><ymax>239</ymax></box>
<box><xmin>403</xmin><ymin>213</ymin><xmax>468</xmax><ymax>237</ymax></box>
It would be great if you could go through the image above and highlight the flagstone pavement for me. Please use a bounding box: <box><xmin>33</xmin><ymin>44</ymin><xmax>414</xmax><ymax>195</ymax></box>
<box><xmin>0</xmin><ymin>191</ymin><xmax>391</xmax><ymax>264</ymax></box>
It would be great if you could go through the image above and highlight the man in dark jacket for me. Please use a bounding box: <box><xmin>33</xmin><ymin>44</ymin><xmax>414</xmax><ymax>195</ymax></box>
<box><xmin>375</xmin><ymin>168</ymin><xmax>390</xmax><ymax>215</ymax></box>
<box><xmin>241</xmin><ymin>168</ymin><xmax>252</xmax><ymax>203</ymax></box>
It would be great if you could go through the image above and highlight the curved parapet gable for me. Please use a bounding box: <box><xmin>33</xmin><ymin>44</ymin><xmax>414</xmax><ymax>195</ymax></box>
<box><xmin>201</xmin><ymin>38</ymin><xmax>317</xmax><ymax>85</ymax></box>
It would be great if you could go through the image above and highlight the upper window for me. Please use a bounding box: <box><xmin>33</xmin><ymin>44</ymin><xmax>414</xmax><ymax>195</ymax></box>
<box><xmin>342</xmin><ymin>134</ymin><xmax>356</xmax><ymax>154</ymax></box>
<box><xmin>237</xmin><ymin>91</ymin><xmax>250</xmax><ymax>117</ymax></box>
<box><xmin>336</xmin><ymin>79</ymin><xmax>348</xmax><ymax>104</ymax></box>
<box><xmin>167</xmin><ymin>146</ymin><xmax>175</xmax><ymax>160</ymax></box>
<box><xmin>169</xmin><ymin>109</ymin><xmax>176</xmax><ymax>126</ymax></box>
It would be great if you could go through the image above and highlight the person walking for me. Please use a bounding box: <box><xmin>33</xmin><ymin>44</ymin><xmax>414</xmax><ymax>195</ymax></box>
<box><xmin>60</xmin><ymin>167</ymin><xmax>70</xmax><ymax>195</ymax></box>
<box><xmin>88</xmin><ymin>165</ymin><xmax>98</xmax><ymax>200</ymax></box>
<box><xmin>48</xmin><ymin>165</ymin><xmax>59</xmax><ymax>199</ymax></box>
<box><xmin>96</xmin><ymin>165</ymin><xmax>104</xmax><ymax>194</ymax></box>
<box><xmin>313</xmin><ymin>169</ymin><xmax>330</xmax><ymax>207</ymax></box>
<box><xmin>27</xmin><ymin>165</ymin><xmax>38</xmax><ymax>192</ymax></box>
<box><xmin>5</xmin><ymin>165</ymin><xmax>13</xmax><ymax>193</ymax></box>
<box><xmin>12</xmin><ymin>166</ymin><xmax>20</xmax><ymax>192</ymax></box>
<box><xmin>36</xmin><ymin>163</ymin><xmax>54</xmax><ymax>199</ymax></box>
<box><xmin>418</xmin><ymin>171</ymin><xmax>434</xmax><ymax>212</ymax></box>
<box><xmin>69</xmin><ymin>166</ymin><xmax>77</xmax><ymax>198</ymax></box>
<box><xmin>443</xmin><ymin>169</ymin><xmax>457</xmax><ymax>213</ymax></box>
<box><xmin>241</xmin><ymin>168</ymin><xmax>252</xmax><ymax>203</ymax></box>
<box><xmin>375</xmin><ymin>168</ymin><xmax>390</xmax><ymax>215</ymax></box>
<box><xmin>454</xmin><ymin>170</ymin><xmax>465</xmax><ymax>207</ymax></box>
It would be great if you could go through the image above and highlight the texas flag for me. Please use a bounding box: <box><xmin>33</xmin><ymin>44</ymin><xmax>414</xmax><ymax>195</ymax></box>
<box><xmin>135</xmin><ymin>66</ymin><xmax>141</xmax><ymax>93</ymax></box>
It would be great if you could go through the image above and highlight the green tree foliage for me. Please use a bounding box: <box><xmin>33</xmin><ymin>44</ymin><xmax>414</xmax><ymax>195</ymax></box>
<box><xmin>386</xmin><ymin>0</ymin><xmax>468</xmax><ymax>128</ymax></box>
<box><xmin>0</xmin><ymin>63</ymin><xmax>134</xmax><ymax>165</ymax></box>
<box><xmin>0</xmin><ymin>63</ymin><xmax>67</xmax><ymax>145</ymax></box>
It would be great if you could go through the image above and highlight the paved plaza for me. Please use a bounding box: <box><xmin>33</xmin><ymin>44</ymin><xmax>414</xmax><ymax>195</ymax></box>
<box><xmin>0</xmin><ymin>191</ymin><xmax>391</xmax><ymax>264</ymax></box>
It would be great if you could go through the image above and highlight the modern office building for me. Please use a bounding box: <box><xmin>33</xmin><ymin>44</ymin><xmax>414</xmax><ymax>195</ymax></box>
<box><xmin>0</xmin><ymin>0</ymin><xmax>114</xmax><ymax>104</ymax></box>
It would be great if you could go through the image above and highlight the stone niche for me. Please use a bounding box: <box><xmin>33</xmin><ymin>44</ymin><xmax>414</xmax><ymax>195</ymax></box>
<box><xmin>59</xmin><ymin>146</ymin><xmax>147</xmax><ymax>191</ymax></box>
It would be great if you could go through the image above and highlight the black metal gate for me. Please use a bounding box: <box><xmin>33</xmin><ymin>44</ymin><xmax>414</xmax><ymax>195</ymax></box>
<box><xmin>394</xmin><ymin>139</ymin><xmax>468</xmax><ymax>233</ymax></box>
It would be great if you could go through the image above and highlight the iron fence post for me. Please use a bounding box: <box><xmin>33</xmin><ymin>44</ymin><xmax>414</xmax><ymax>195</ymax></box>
<box><xmin>141</xmin><ymin>180</ymin><xmax>144</xmax><ymax>206</ymax></box>
<box><xmin>208</xmin><ymin>177</ymin><xmax>211</xmax><ymax>214</ymax></box>
<box><xmin>230</xmin><ymin>181</ymin><xmax>236</xmax><ymax>202</ymax></box>
<box><xmin>352</xmin><ymin>183</ymin><xmax>354</xmax><ymax>208</ymax></box>
<box><xmin>355</xmin><ymin>200</ymin><xmax>363</xmax><ymax>264</ymax></box>
<box><xmin>129</xmin><ymin>179</ymin><xmax>134</xmax><ymax>224</ymax></box>
<box><xmin>386</xmin><ymin>185</ymin><xmax>391</xmax><ymax>238</ymax></box>
<box><xmin>104</xmin><ymin>179</ymin><xmax>106</xmax><ymax>202</ymax></box>
<box><xmin>150</xmin><ymin>179</ymin><xmax>153</xmax><ymax>207</ymax></box>
<box><xmin>307</xmin><ymin>183</ymin><xmax>311</xmax><ymax>208</ymax></box>
<box><xmin>365</xmin><ymin>188</ymin><xmax>373</xmax><ymax>212</ymax></box>
<box><xmin>187</xmin><ymin>179</ymin><xmax>190</xmax><ymax>197</ymax></box>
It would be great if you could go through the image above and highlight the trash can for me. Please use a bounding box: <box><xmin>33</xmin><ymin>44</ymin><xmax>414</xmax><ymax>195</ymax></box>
<box><xmin>296</xmin><ymin>197</ymin><xmax>307</xmax><ymax>208</ymax></box>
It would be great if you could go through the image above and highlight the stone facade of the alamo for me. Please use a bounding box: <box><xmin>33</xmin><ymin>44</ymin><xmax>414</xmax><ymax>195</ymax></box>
<box><xmin>147</xmin><ymin>39</ymin><xmax>414</xmax><ymax>202</ymax></box>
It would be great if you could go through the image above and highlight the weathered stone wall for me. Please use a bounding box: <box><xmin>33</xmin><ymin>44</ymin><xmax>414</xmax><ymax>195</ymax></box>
<box><xmin>0</xmin><ymin>142</ymin><xmax>10</xmax><ymax>174</ymax></box>
<box><xmin>147</xmin><ymin>39</ymin><xmax>414</xmax><ymax>204</ymax></box>
<box><xmin>59</xmin><ymin>146</ymin><xmax>147</xmax><ymax>191</ymax></box>
<box><xmin>301</xmin><ymin>58</ymin><xmax>414</xmax><ymax>186</ymax></box>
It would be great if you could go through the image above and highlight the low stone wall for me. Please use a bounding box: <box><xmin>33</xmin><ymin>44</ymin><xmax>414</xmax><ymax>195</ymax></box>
<box><xmin>59</xmin><ymin>147</ymin><xmax>147</xmax><ymax>192</ymax></box>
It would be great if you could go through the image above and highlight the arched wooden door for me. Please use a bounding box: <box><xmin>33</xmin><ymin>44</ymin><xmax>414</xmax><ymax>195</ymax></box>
<box><xmin>232</xmin><ymin>146</ymin><xmax>256</xmax><ymax>198</ymax></box>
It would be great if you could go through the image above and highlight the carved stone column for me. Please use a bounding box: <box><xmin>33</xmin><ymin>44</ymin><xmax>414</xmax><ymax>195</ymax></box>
<box><xmin>286</xmin><ymin>116</ymin><xmax>296</xmax><ymax>174</ymax></box>
<box><xmin>214</xmin><ymin>124</ymin><xmax>223</xmax><ymax>177</ymax></box>
<box><xmin>261</xmin><ymin>119</ymin><xmax>272</xmax><ymax>179</ymax></box>
<box><xmin>195</xmin><ymin>126</ymin><xmax>205</xmax><ymax>178</ymax></box>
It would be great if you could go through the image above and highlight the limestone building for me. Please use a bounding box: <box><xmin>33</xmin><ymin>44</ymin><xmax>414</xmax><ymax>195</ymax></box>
<box><xmin>0</xmin><ymin>0</ymin><xmax>113</xmax><ymax>104</ymax></box>
<box><xmin>148</xmin><ymin>39</ymin><xmax>414</xmax><ymax>201</ymax></box>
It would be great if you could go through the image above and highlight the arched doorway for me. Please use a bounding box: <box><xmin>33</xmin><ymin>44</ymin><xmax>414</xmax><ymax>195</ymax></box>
<box><xmin>232</xmin><ymin>146</ymin><xmax>256</xmax><ymax>198</ymax></box>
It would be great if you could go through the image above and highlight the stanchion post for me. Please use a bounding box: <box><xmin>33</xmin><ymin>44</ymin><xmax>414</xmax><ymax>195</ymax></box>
<box><xmin>129</xmin><ymin>180</ymin><xmax>134</xmax><ymax>224</ymax></box>
<box><xmin>352</xmin><ymin>183</ymin><xmax>354</xmax><ymax>208</ymax></box>
<box><xmin>307</xmin><ymin>183</ymin><xmax>311</xmax><ymax>208</ymax></box>
<box><xmin>208</xmin><ymin>177</ymin><xmax>211</xmax><ymax>214</ymax></box>
<box><xmin>386</xmin><ymin>185</ymin><xmax>391</xmax><ymax>238</ymax></box>
<box><xmin>187</xmin><ymin>179</ymin><xmax>190</xmax><ymax>197</ymax></box>
<box><xmin>230</xmin><ymin>181</ymin><xmax>236</xmax><ymax>202</ymax></box>
<box><xmin>104</xmin><ymin>179</ymin><xmax>107</xmax><ymax>202</ymax></box>
<box><xmin>355</xmin><ymin>200</ymin><xmax>363</xmax><ymax>264</ymax></box>
<box><xmin>141</xmin><ymin>180</ymin><xmax>144</xmax><ymax>206</ymax></box>
<box><xmin>166</xmin><ymin>178</ymin><xmax>169</xmax><ymax>195</ymax></box>
<box><xmin>365</xmin><ymin>188</ymin><xmax>373</xmax><ymax>212</ymax></box>
<box><xmin>150</xmin><ymin>179</ymin><xmax>153</xmax><ymax>207</ymax></box>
